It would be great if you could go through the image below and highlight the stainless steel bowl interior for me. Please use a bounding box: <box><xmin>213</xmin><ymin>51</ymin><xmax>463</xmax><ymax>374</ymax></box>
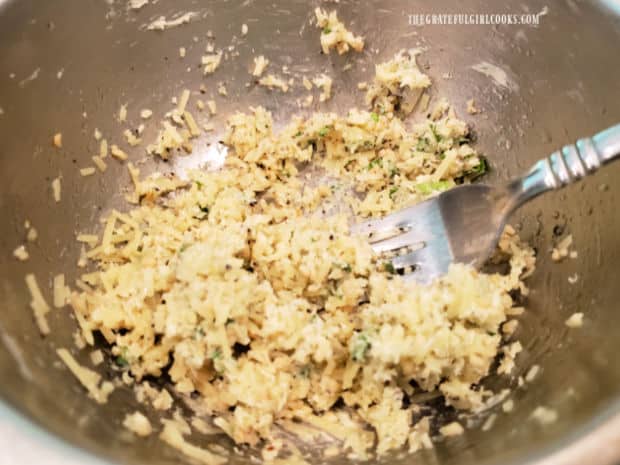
<box><xmin>1</xmin><ymin>1</ymin><xmax>620</xmax><ymax>464</ymax></box>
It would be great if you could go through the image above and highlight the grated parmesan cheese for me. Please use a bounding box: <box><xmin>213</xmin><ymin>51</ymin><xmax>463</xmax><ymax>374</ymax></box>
<box><xmin>252</xmin><ymin>56</ymin><xmax>269</xmax><ymax>77</ymax></box>
<box><xmin>502</xmin><ymin>399</ymin><xmax>514</xmax><ymax>413</ymax></box>
<box><xmin>110</xmin><ymin>144</ymin><xmax>128</xmax><ymax>161</ymax></box>
<box><xmin>183</xmin><ymin>111</ymin><xmax>201</xmax><ymax>137</ymax></box>
<box><xmin>51</xmin><ymin>177</ymin><xmax>61</xmax><ymax>202</ymax></box>
<box><xmin>207</xmin><ymin>100</ymin><xmax>217</xmax><ymax>115</ymax></box>
<box><xmin>531</xmin><ymin>406</ymin><xmax>558</xmax><ymax>425</ymax></box>
<box><xmin>25</xmin><ymin>273</ymin><xmax>51</xmax><ymax>335</ymax></box>
<box><xmin>466</xmin><ymin>98</ymin><xmax>480</xmax><ymax>114</ymax></box>
<box><xmin>13</xmin><ymin>245</ymin><xmax>29</xmax><ymax>261</ymax></box>
<box><xmin>90</xmin><ymin>349</ymin><xmax>104</xmax><ymax>366</ymax></box>
<box><xmin>565</xmin><ymin>312</ymin><xmax>584</xmax><ymax>328</ymax></box>
<box><xmin>502</xmin><ymin>319</ymin><xmax>518</xmax><ymax>336</ymax></box>
<box><xmin>525</xmin><ymin>364</ymin><xmax>540</xmax><ymax>383</ymax></box>
<box><xmin>202</xmin><ymin>52</ymin><xmax>222</xmax><ymax>75</ymax></box>
<box><xmin>481</xmin><ymin>413</ymin><xmax>497</xmax><ymax>432</ymax></box>
<box><xmin>129</xmin><ymin>0</ymin><xmax>149</xmax><ymax>9</ymax></box>
<box><xmin>146</xmin><ymin>121</ymin><xmax>185</xmax><ymax>158</ymax></box>
<box><xmin>551</xmin><ymin>234</ymin><xmax>574</xmax><ymax>262</ymax></box>
<box><xmin>178</xmin><ymin>89</ymin><xmax>191</xmax><ymax>114</ymax></box>
<box><xmin>80</xmin><ymin>167</ymin><xmax>96</xmax><ymax>177</ymax></box>
<box><xmin>57</xmin><ymin>348</ymin><xmax>114</xmax><ymax>403</ymax></box>
<box><xmin>241</xmin><ymin>23</ymin><xmax>248</xmax><ymax>36</ymax></box>
<box><xmin>53</xmin><ymin>133</ymin><xmax>62</xmax><ymax>148</ymax></box>
<box><xmin>52</xmin><ymin>274</ymin><xmax>66</xmax><ymax>308</ymax></box>
<box><xmin>123</xmin><ymin>412</ymin><xmax>153</xmax><ymax>437</ymax></box>
<box><xmin>439</xmin><ymin>421</ymin><xmax>464</xmax><ymax>437</ymax></box>
<box><xmin>92</xmin><ymin>156</ymin><xmax>108</xmax><ymax>172</ymax></box>
<box><xmin>497</xmin><ymin>341</ymin><xmax>522</xmax><ymax>375</ymax></box>
<box><xmin>258</xmin><ymin>74</ymin><xmax>289</xmax><ymax>92</ymax></box>
<box><xmin>140</xmin><ymin>109</ymin><xmax>153</xmax><ymax>119</ymax></box>
<box><xmin>76</xmin><ymin>234</ymin><xmax>98</xmax><ymax>245</ymax></box>
<box><xmin>26</xmin><ymin>226</ymin><xmax>37</xmax><ymax>242</ymax></box>
<box><xmin>119</xmin><ymin>104</ymin><xmax>128</xmax><ymax>123</ymax></box>
<box><xmin>124</xmin><ymin>129</ymin><xmax>142</xmax><ymax>147</ymax></box>
<box><xmin>160</xmin><ymin>420</ymin><xmax>226</xmax><ymax>465</ymax></box>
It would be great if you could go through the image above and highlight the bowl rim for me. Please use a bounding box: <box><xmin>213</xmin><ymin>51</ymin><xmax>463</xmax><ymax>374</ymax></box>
<box><xmin>1</xmin><ymin>394</ymin><xmax>619</xmax><ymax>465</ymax></box>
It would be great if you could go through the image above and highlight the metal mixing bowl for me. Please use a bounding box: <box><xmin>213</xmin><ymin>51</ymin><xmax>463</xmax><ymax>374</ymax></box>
<box><xmin>1</xmin><ymin>0</ymin><xmax>620</xmax><ymax>464</ymax></box>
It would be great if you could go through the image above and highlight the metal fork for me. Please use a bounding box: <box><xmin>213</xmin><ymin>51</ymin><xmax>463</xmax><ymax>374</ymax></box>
<box><xmin>352</xmin><ymin>124</ymin><xmax>620</xmax><ymax>283</ymax></box>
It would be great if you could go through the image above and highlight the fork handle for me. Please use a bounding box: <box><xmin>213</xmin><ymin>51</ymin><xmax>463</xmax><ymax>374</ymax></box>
<box><xmin>509</xmin><ymin>123</ymin><xmax>620</xmax><ymax>208</ymax></box>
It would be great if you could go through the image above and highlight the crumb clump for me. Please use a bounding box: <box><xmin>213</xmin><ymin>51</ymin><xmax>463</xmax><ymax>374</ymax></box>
<box><xmin>315</xmin><ymin>8</ymin><xmax>364</xmax><ymax>55</ymax></box>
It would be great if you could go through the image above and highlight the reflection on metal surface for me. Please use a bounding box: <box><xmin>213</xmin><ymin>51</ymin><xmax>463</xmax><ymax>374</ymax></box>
<box><xmin>599</xmin><ymin>0</ymin><xmax>620</xmax><ymax>15</ymax></box>
<box><xmin>0</xmin><ymin>326</ymin><xmax>32</xmax><ymax>381</ymax></box>
<box><xmin>471</xmin><ymin>62</ymin><xmax>518</xmax><ymax>91</ymax></box>
<box><xmin>172</xmin><ymin>142</ymin><xmax>228</xmax><ymax>179</ymax></box>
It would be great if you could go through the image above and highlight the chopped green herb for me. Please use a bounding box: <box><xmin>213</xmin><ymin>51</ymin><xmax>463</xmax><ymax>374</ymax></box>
<box><xmin>389</xmin><ymin>167</ymin><xmax>400</xmax><ymax>178</ymax></box>
<box><xmin>389</xmin><ymin>186</ymin><xmax>399</xmax><ymax>199</ymax></box>
<box><xmin>339</xmin><ymin>263</ymin><xmax>352</xmax><ymax>273</ymax></box>
<box><xmin>322</xmin><ymin>27</ymin><xmax>332</xmax><ymax>34</ymax></box>
<box><xmin>299</xmin><ymin>365</ymin><xmax>311</xmax><ymax>378</ymax></box>
<box><xmin>210</xmin><ymin>348</ymin><xmax>222</xmax><ymax>360</ymax></box>
<box><xmin>415</xmin><ymin>180</ymin><xmax>452</xmax><ymax>195</ymax></box>
<box><xmin>465</xmin><ymin>157</ymin><xmax>489</xmax><ymax>179</ymax></box>
<box><xmin>115</xmin><ymin>346</ymin><xmax>130</xmax><ymax>367</ymax></box>
<box><xmin>383</xmin><ymin>261</ymin><xmax>396</xmax><ymax>274</ymax></box>
<box><xmin>318</xmin><ymin>126</ymin><xmax>330</xmax><ymax>137</ymax></box>
<box><xmin>195</xmin><ymin>181</ymin><xmax>204</xmax><ymax>188</ymax></box>
<box><xmin>179</xmin><ymin>243</ymin><xmax>190</xmax><ymax>253</ymax></box>
<box><xmin>370</xmin><ymin>112</ymin><xmax>379</xmax><ymax>122</ymax></box>
<box><xmin>351</xmin><ymin>333</ymin><xmax>371</xmax><ymax>362</ymax></box>
<box><xmin>294</xmin><ymin>131</ymin><xmax>303</xmax><ymax>137</ymax></box>
<box><xmin>415</xmin><ymin>138</ymin><xmax>431</xmax><ymax>152</ymax></box>
<box><xmin>225</xmin><ymin>318</ymin><xmax>235</xmax><ymax>325</ymax></box>
<box><xmin>367</xmin><ymin>157</ymin><xmax>383</xmax><ymax>170</ymax></box>
<box><xmin>430</xmin><ymin>123</ymin><xmax>443</xmax><ymax>143</ymax></box>
<box><xmin>198</xmin><ymin>204</ymin><xmax>209</xmax><ymax>215</ymax></box>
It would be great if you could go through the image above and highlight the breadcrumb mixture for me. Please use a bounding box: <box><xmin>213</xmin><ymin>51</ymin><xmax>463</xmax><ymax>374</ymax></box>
<box><xmin>58</xmin><ymin>47</ymin><xmax>537</xmax><ymax>460</ymax></box>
